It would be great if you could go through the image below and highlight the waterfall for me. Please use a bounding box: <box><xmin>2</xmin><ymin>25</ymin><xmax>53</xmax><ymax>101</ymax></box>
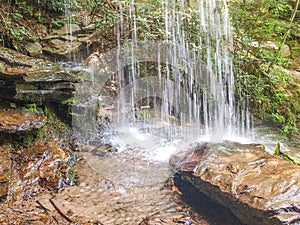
<box><xmin>114</xmin><ymin>0</ymin><xmax>251</xmax><ymax>140</ymax></box>
<box><xmin>73</xmin><ymin>0</ymin><xmax>253</xmax><ymax>157</ymax></box>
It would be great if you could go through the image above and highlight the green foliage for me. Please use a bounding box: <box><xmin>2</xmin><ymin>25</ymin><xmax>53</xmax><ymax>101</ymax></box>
<box><xmin>274</xmin><ymin>142</ymin><xmax>281</xmax><ymax>156</ymax></box>
<box><xmin>61</xmin><ymin>98</ymin><xmax>77</xmax><ymax>105</ymax></box>
<box><xmin>25</xmin><ymin>103</ymin><xmax>37</xmax><ymax>113</ymax></box>
<box><xmin>273</xmin><ymin>142</ymin><xmax>299</xmax><ymax>165</ymax></box>
<box><xmin>13</xmin><ymin>12</ymin><xmax>23</xmax><ymax>21</ymax></box>
<box><xmin>15</xmin><ymin>0</ymin><xmax>33</xmax><ymax>16</ymax></box>
<box><xmin>22</xmin><ymin>134</ymin><xmax>35</xmax><ymax>147</ymax></box>
<box><xmin>66</xmin><ymin>167</ymin><xmax>78</xmax><ymax>185</ymax></box>
<box><xmin>63</xmin><ymin>151</ymin><xmax>80</xmax><ymax>186</ymax></box>
<box><xmin>87</xmin><ymin>0</ymin><xmax>120</xmax><ymax>34</ymax></box>
<box><xmin>282</xmin><ymin>122</ymin><xmax>299</xmax><ymax>135</ymax></box>
<box><xmin>44</xmin><ymin>107</ymin><xmax>68</xmax><ymax>133</ymax></box>
<box><xmin>268</xmin><ymin>1</ymin><xmax>293</xmax><ymax>19</ymax></box>
<box><xmin>33</xmin><ymin>0</ymin><xmax>74</xmax><ymax>14</ymax></box>
<box><xmin>229</xmin><ymin>0</ymin><xmax>292</xmax><ymax>41</ymax></box>
<box><xmin>21</xmin><ymin>125</ymin><xmax>46</xmax><ymax>148</ymax></box>
<box><xmin>65</xmin><ymin>151</ymin><xmax>81</xmax><ymax>167</ymax></box>
<box><xmin>140</xmin><ymin>109</ymin><xmax>152</xmax><ymax>120</ymax></box>
<box><xmin>51</xmin><ymin>18</ymin><xmax>66</xmax><ymax>29</ymax></box>
<box><xmin>10</xmin><ymin>27</ymin><xmax>36</xmax><ymax>42</ymax></box>
<box><xmin>229</xmin><ymin>0</ymin><xmax>300</xmax><ymax>135</ymax></box>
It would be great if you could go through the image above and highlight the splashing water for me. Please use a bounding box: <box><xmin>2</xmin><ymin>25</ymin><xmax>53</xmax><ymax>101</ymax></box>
<box><xmin>73</xmin><ymin>0</ymin><xmax>253</xmax><ymax>164</ymax></box>
<box><xmin>110</xmin><ymin>0</ymin><xmax>252</xmax><ymax>156</ymax></box>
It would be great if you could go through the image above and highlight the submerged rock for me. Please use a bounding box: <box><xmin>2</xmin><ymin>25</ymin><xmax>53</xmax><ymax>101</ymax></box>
<box><xmin>170</xmin><ymin>142</ymin><xmax>300</xmax><ymax>225</ymax></box>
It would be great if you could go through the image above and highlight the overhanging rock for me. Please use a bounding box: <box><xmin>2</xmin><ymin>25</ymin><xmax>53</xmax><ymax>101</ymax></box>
<box><xmin>170</xmin><ymin>142</ymin><xmax>300</xmax><ymax>225</ymax></box>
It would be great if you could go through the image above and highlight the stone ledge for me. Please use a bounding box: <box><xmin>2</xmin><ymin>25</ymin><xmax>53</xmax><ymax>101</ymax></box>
<box><xmin>0</xmin><ymin>111</ymin><xmax>46</xmax><ymax>134</ymax></box>
<box><xmin>0</xmin><ymin>110</ymin><xmax>47</xmax><ymax>146</ymax></box>
<box><xmin>170</xmin><ymin>142</ymin><xmax>300</xmax><ymax>225</ymax></box>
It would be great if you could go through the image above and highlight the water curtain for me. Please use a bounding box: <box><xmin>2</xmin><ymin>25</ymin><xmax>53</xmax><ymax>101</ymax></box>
<box><xmin>73</xmin><ymin>0</ymin><xmax>252</xmax><ymax>146</ymax></box>
<box><xmin>113</xmin><ymin>0</ymin><xmax>251</xmax><ymax>142</ymax></box>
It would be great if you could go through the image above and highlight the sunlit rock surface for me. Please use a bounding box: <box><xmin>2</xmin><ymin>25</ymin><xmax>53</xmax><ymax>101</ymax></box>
<box><xmin>170</xmin><ymin>142</ymin><xmax>300</xmax><ymax>225</ymax></box>
<box><xmin>0</xmin><ymin>110</ymin><xmax>46</xmax><ymax>199</ymax></box>
<box><xmin>42</xmin><ymin>23</ymin><xmax>98</xmax><ymax>61</ymax></box>
<box><xmin>0</xmin><ymin>111</ymin><xmax>46</xmax><ymax>134</ymax></box>
<box><xmin>0</xmin><ymin>145</ymin><xmax>10</xmax><ymax>199</ymax></box>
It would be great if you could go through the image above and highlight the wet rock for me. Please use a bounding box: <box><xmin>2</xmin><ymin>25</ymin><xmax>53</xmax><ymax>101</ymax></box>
<box><xmin>0</xmin><ymin>145</ymin><xmax>10</xmax><ymax>199</ymax></box>
<box><xmin>0</xmin><ymin>110</ymin><xmax>46</xmax><ymax>146</ymax></box>
<box><xmin>82</xmin><ymin>23</ymin><xmax>96</xmax><ymax>32</ymax></box>
<box><xmin>25</xmin><ymin>42</ymin><xmax>43</xmax><ymax>57</ymax></box>
<box><xmin>0</xmin><ymin>47</ymin><xmax>78</xmax><ymax>81</ymax></box>
<box><xmin>0</xmin><ymin>47</ymin><xmax>46</xmax><ymax>68</ymax></box>
<box><xmin>8</xmin><ymin>136</ymin><xmax>76</xmax><ymax>203</ymax></box>
<box><xmin>41</xmin><ymin>23</ymin><xmax>99</xmax><ymax>61</ymax></box>
<box><xmin>170</xmin><ymin>142</ymin><xmax>300</xmax><ymax>225</ymax></box>
<box><xmin>55</xmin><ymin>24</ymin><xmax>82</xmax><ymax>36</ymax></box>
<box><xmin>0</xmin><ymin>111</ymin><xmax>46</xmax><ymax>134</ymax></box>
<box><xmin>42</xmin><ymin>38</ymin><xmax>83</xmax><ymax>61</ymax></box>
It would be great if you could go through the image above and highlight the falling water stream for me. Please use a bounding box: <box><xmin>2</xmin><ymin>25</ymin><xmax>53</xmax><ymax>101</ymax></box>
<box><xmin>74</xmin><ymin>0</ymin><xmax>253</xmax><ymax>164</ymax></box>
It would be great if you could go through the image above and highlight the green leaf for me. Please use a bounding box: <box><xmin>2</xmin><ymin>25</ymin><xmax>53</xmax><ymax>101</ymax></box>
<box><xmin>274</xmin><ymin>143</ymin><xmax>281</xmax><ymax>156</ymax></box>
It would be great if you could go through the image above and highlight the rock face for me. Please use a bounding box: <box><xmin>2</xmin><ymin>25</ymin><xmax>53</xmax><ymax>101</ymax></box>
<box><xmin>42</xmin><ymin>23</ymin><xmax>98</xmax><ymax>61</ymax></box>
<box><xmin>170</xmin><ymin>142</ymin><xmax>300</xmax><ymax>225</ymax></box>
<box><xmin>250</xmin><ymin>41</ymin><xmax>291</xmax><ymax>57</ymax></box>
<box><xmin>0</xmin><ymin>47</ymin><xmax>78</xmax><ymax>105</ymax></box>
<box><xmin>25</xmin><ymin>42</ymin><xmax>43</xmax><ymax>57</ymax></box>
<box><xmin>0</xmin><ymin>111</ymin><xmax>46</xmax><ymax>134</ymax></box>
<box><xmin>0</xmin><ymin>110</ymin><xmax>46</xmax><ymax>146</ymax></box>
<box><xmin>0</xmin><ymin>110</ymin><xmax>46</xmax><ymax>199</ymax></box>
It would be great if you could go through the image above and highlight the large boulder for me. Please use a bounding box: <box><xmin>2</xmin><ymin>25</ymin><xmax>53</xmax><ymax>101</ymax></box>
<box><xmin>170</xmin><ymin>142</ymin><xmax>300</xmax><ymax>225</ymax></box>
<box><xmin>42</xmin><ymin>37</ymin><xmax>84</xmax><ymax>61</ymax></box>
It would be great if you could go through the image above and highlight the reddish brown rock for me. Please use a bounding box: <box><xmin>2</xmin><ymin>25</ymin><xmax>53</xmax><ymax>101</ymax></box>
<box><xmin>0</xmin><ymin>110</ymin><xmax>47</xmax><ymax>148</ymax></box>
<box><xmin>0</xmin><ymin>145</ymin><xmax>11</xmax><ymax>199</ymax></box>
<box><xmin>170</xmin><ymin>142</ymin><xmax>300</xmax><ymax>225</ymax></box>
<box><xmin>0</xmin><ymin>111</ymin><xmax>46</xmax><ymax>134</ymax></box>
